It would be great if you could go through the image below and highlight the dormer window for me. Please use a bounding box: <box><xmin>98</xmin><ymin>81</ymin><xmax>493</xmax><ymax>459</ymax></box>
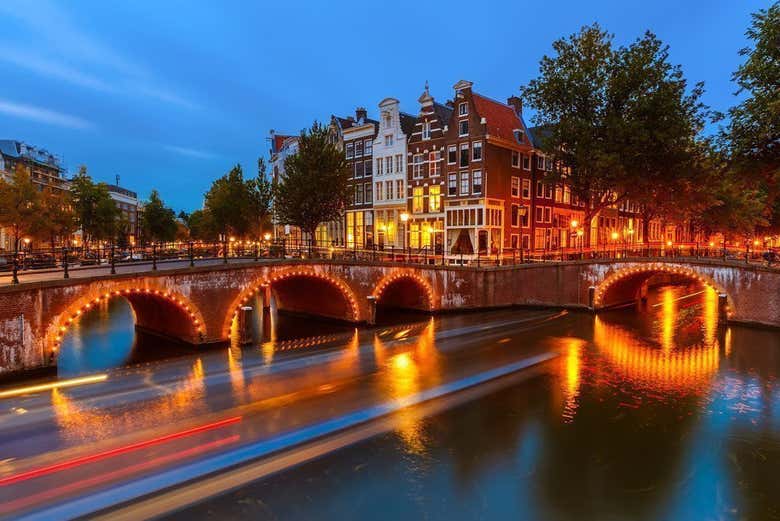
<box><xmin>514</xmin><ymin>129</ymin><xmax>524</xmax><ymax>143</ymax></box>
<box><xmin>458</xmin><ymin>102</ymin><xmax>468</xmax><ymax>116</ymax></box>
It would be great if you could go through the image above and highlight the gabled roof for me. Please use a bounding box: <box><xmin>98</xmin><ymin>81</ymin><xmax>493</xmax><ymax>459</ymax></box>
<box><xmin>472</xmin><ymin>94</ymin><xmax>526</xmax><ymax>144</ymax></box>
<box><xmin>399</xmin><ymin>112</ymin><xmax>417</xmax><ymax>136</ymax></box>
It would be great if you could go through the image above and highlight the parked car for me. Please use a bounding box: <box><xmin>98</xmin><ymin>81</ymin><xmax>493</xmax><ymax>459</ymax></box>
<box><xmin>26</xmin><ymin>254</ymin><xmax>57</xmax><ymax>270</ymax></box>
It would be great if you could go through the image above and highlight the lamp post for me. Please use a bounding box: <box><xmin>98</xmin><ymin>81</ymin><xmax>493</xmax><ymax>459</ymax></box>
<box><xmin>518</xmin><ymin>205</ymin><xmax>528</xmax><ymax>263</ymax></box>
<box><xmin>570</xmin><ymin>219</ymin><xmax>579</xmax><ymax>261</ymax></box>
<box><xmin>400</xmin><ymin>211</ymin><xmax>410</xmax><ymax>262</ymax></box>
<box><xmin>610</xmin><ymin>231</ymin><xmax>619</xmax><ymax>259</ymax></box>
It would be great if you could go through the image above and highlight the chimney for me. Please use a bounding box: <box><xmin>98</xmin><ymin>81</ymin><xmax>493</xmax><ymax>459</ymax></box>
<box><xmin>355</xmin><ymin>107</ymin><xmax>367</xmax><ymax>123</ymax></box>
<box><xmin>507</xmin><ymin>96</ymin><xmax>523</xmax><ymax>115</ymax></box>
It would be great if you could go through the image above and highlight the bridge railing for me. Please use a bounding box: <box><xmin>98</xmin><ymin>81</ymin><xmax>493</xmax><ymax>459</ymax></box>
<box><xmin>0</xmin><ymin>239</ymin><xmax>777</xmax><ymax>284</ymax></box>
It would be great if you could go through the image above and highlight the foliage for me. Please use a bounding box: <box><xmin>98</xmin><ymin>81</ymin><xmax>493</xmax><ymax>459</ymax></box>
<box><xmin>69</xmin><ymin>166</ymin><xmax>122</xmax><ymax>246</ymax></box>
<box><xmin>0</xmin><ymin>164</ymin><xmax>41</xmax><ymax>251</ymax></box>
<box><xmin>274</xmin><ymin>121</ymin><xmax>351</xmax><ymax>239</ymax></box>
<box><xmin>140</xmin><ymin>189</ymin><xmax>178</xmax><ymax>243</ymax></box>
<box><xmin>185</xmin><ymin>209</ymin><xmax>217</xmax><ymax>241</ymax></box>
<box><xmin>32</xmin><ymin>189</ymin><xmax>77</xmax><ymax>249</ymax></box>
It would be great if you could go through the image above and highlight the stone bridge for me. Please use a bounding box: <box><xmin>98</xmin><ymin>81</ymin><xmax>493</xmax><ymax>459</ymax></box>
<box><xmin>1</xmin><ymin>258</ymin><xmax>778</xmax><ymax>375</ymax></box>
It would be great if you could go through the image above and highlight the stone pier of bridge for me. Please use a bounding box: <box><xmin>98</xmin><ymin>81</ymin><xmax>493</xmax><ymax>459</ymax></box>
<box><xmin>0</xmin><ymin>258</ymin><xmax>778</xmax><ymax>375</ymax></box>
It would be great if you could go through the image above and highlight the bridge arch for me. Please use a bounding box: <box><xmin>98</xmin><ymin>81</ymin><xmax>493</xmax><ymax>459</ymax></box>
<box><xmin>222</xmin><ymin>269</ymin><xmax>361</xmax><ymax>337</ymax></box>
<box><xmin>47</xmin><ymin>285</ymin><xmax>206</xmax><ymax>355</ymax></box>
<box><xmin>372</xmin><ymin>271</ymin><xmax>436</xmax><ymax>312</ymax></box>
<box><xmin>592</xmin><ymin>262</ymin><xmax>732</xmax><ymax>316</ymax></box>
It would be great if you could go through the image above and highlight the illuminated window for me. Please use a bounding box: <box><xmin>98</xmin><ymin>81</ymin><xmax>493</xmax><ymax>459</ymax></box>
<box><xmin>413</xmin><ymin>186</ymin><xmax>424</xmax><ymax>213</ymax></box>
<box><xmin>429</xmin><ymin>185</ymin><xmax>441</xmax><ymax>212</ymax></box>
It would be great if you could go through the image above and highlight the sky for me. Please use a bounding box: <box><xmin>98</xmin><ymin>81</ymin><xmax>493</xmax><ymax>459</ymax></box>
<box><xmin>0</xmin><ymin>0</ymin><xmax>770</xmax><ymax>212</ymax></box>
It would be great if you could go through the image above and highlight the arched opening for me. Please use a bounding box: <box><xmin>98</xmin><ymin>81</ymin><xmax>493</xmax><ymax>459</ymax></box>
<box><xmin>374</xmin><ymin>274</ymin><xmax>434</xmax><ymax>325</ymax></box>
<box><xmin>225</xmin><ymin>273</ymin><xmax>359</xmax><ymax>346</ymax></box>
<box><xmin>51</xmin><ymin>288</ymin><xmax>204</xmax><ymax>376</ymax></box>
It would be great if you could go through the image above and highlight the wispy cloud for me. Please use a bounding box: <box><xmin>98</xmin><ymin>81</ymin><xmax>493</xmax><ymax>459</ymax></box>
<box><xmin>0</xmin><ymin>99</ymin><xmax>93</xmax><ymax>130</ymax></box>
<box><xmin>164</xmin><ymin>145</ymin><xmax>217</xmax><ymax>159</ymax></box>
<box><xmin>0</xmin><ymin>1</ymin><xmax>197</xmax><ymax>110</ymax></box>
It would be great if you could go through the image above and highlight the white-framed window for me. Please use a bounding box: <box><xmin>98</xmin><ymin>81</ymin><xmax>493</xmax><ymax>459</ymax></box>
<box><xmin>364</xmin><ymin>139</ymin><xmax>372</xmax><ymax>156</ymax></box>
<box><xmin>522</xmin><ymin>179</ymin><xmax>531</xmax><ymax>199</ymax></box>
<box><xmin>472</xmin><ymin>141</ymin><xmax>482</xmax><ymax>161</ymax></box>
<box><xmin>545</xmin><ymin>184</ymin><xmax>553</xmax><ymax>199</ymax></box>
<box><xmin>386</xmin><ymin>156</ymin><xmax>393</xmax><ymax>174</ymax></box>
<box><xmin>364</xmin><ymin>159</ymin><xmax>372</xmax><ymax>176</ymax></box>
<box><xmin>535</xmin><ymin>206</ymin><xmax>543</xmax><ymax>223</ymax></box>
<box><xmin>396</xmin><ymin>180</ymin><xmax>403</xmax><ymax>199</ymax></box>
<box><xmin>459</xmin><ymin>120</ymin><xmax>469</xmax><ymax>137</ymax></box>
<box><xmin>413</xmin><ymin>186</ymin><xmax>424</xmax><ymax>213</ymax></box>
<box><xmin>429</xmin><ymin>185</ymin><xmax>441</xmax><ymax>212</ymax></box>
<box><xmin>512</xmin><ymin>151</ymin><xmax>520</xmax><ymax>168</ymax></box>
<box><xmin>511</xmin><ymin>204</ymin><xmax>521</xmax><ymax>227</ymax></box>
<box><xmin>545</xmin><ymin>157</ymin><xmax>553</xmax><ymax>171</ymax></box>
<box><xmin>395</xmin><ymin>154</ymin><xmax>403</xmax><ymax>173</ymax></box>
<box><xmin>355</xmin><ymin>184</ymin><xmax>363</xmax><ymax>204</ymax></box>
<box><xmin>563</xmin><ymin>185</ymin><xmax>571</xmax><ymax>204</ymax></box>
<box><xmin>354</xmin><ymin>161</ymin><xmax>364</xmax><ymax>178</ymax></box>
<box><xmin>447</xmin><ymin>145</ymin><xmax>457</xmax><ymax>164</ymax></box>
<box><xmin>346</xmin><ymin>143</ymin><xmax>354</xmax><ymax>159</ymax></box>
<box><xmin>511</xmin><ymin>176</ymin><xmax>520</xmax><ymax>197</ymax></box>
<box><xmin>459</xmin><ymin>171</ymin><xmax>470</xmax><ymax>195</ymax></box>
<box><xmin>522</xmin><ymin>154</ymin><xmax>531</xmax><ymax>170</ymax></box>
<box><xmin>472</xmin><ymin>170</ymin><xmax>482</xmax><ymax>194</ymax></box>
<box><xmin>365</xmin><ymin>182</ymin><xmax>372</xmax><ymax>203</ymax></box>
<box><xmin>386</xmin><ymin>180</ymin><xmax>393</xmax><ymax>200</ymax></box>
<box><xmin>537</xmin><ymin>155</ymin><xmax>544</xmax><ymax>169</ymax></box>
<box><xmin>536</xmin><ymin>181</ymin><xmax>544</xmax><ymax>197</ymax></box>
<box><xmin>544</xmin><ymin>207</ymin><xmax>552</xmax><ymax>223</ymax></box>
<box><xmin>422</xmin><ymin>121</ymin><xmax>431</xmax><ymax>140</ymax></box>
<box><xmin>459</xmin><ymin>102</ymin><xmax>468</xmax><ymax>116</ymax></box>
<box><xmin>448</xmin><ymin>173</ymin><xmax>457</xmax><ymax>196</ymax></box>
<box><xmin>385</xmin><ymin>135</ymin><xmax>393</xmax><ymax>147</ymax></box>
<box><xmin>375</xmin><ymin>181</ymin><xmax>383</xmax><ymax>201</ymax></box>
<box><xmin>413</xmin><ymin>154</ymin><xmax>424</xmax><ymax>178</ymax></box>
<box><xmin>355</xmin><ymin>141</ymin><xmax>363</xmax><ymax>157</ymax></box>
<box><xmin>460</xmin><ymin>143</ymin><xmax>469</xmax><ymax>167</ymax></box>
<box><xmin>376</xmin><ymin>157</ymin><xmax>383</xmax><ymax>176</ymax></box>
<box><xmin>555</xmin><ymin>186</ymin><xmax>562</xmax><ymax>203</ymax></box>
<box><xmin>429</xmin><ymin>150</ymin><xmax>441</xmax><ymax>176</ymax></box>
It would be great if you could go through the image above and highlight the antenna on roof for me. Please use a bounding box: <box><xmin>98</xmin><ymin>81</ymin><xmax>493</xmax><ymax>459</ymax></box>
<box><xmin>115</xmin><ymin>174</ymin><xmax>120</xmax><ymax>187</ymax></box>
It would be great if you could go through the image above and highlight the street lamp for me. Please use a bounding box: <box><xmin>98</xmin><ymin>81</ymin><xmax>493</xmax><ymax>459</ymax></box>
<box><xmin>400</xmin><ymin>212</ymin><xmax>410</xmax><ymax>260</ymax></box>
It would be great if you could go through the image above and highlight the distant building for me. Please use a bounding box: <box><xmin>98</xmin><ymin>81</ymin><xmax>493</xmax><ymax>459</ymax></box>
<box><xmin>0</xmin><ymin>140</ymin><xmax>70</xmax><ymax>250</ymax></box>
<box><xmin>105</xmin><ymin>184</ymin><xmax>141</xmax><ymax>245</ymax></box>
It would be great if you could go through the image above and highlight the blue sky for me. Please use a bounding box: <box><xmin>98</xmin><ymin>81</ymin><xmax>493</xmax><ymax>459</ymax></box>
<box><xmin>0</xmin><ymin>0</ymin><xmax>769</xmax><ymax>212</ymax></box>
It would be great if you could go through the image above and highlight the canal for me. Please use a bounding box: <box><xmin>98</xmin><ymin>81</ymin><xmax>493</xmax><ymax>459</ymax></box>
<box><xmin>53</xmin><ymin>281</ymin><xmax>780</xmax><ymax>520</ymax></box>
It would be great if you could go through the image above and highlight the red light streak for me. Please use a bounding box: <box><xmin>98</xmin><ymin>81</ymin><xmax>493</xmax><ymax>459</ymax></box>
<box><xmin>0</xmin><ymin>416</ymin><xmax>241</xmax><ymax>487</ymax></box>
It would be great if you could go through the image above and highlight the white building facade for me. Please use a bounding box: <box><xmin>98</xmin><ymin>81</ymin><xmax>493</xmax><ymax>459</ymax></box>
<box><xmin>371</xmin><ymin>98</ymin><xmax>415</xmax><ymax>250</ymax></box>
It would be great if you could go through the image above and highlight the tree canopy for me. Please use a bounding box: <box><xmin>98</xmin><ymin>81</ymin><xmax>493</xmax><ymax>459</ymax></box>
<box><xmin>69</xmin><ymin>166</ymin><xmax>121</xmax><ymax>246</ymax></box>
<box><xmin>0</xmin><ymin>164</ymin><xmax>42</xmax><ymax>251</ymax></box>
<box><xmin>274</xmin><ymin>122</ymin><xmax>351</xmax><ymax>240</ymax></box>
<box><xmin>141</xmin><ymin>189</ymin><xmax>178</xmax><ymax>243</ymax></box>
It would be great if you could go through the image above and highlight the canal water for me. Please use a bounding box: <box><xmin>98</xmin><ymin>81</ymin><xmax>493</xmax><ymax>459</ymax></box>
<box><xmin>160</xmin><ymin>283</ymin><xmax>780</xmax><ymax>521</ymax></box>
<box><xmin>59</xmin><ymin>283</ymin><xmax>780</xmax><ymax>519</ymax></box>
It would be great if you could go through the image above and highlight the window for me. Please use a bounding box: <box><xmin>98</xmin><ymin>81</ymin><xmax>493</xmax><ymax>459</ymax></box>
<box><xmin>386</xmin><ymin>156</ymin><xmax>393</xmax><ymax>174</ymax></box>
<box><xmin>511</xmin><ymin>176</ymin><xmax>520</xmax><ymax>197</ymax></box>
<box><xmin>511</xmin><ymin>204</ymin><xmax>520</xmax><ymax>227</ymax></box>
<box><xmin>364</xmin><ymin>139</ymin><xmax>372</xmax><ymax>156</ymax></box>
<box><xmin>375</xmin><ymin>181</ymin><xmax>383</xmax><ymax>201</ymax></box>
<box><xmin>536</xmin><ymin>180</ymin><xmax>544</xmax><ymax>197</ymax></box>
<box><xmin>386</xmin><ymin>180</ymin><xmax>393</xmax><ymax>200</ymax></box>
<box><xmin>396</xmin><ymin>180</ymin><xmax>403</xmax><ymax>200</ymax></box>
<box><xmin>535</xmin><ymin>206</ymin><xmax>543</xmax><ymax>223</ymax></box>
<box><xmin>413</xmin><ymin>154</ymin><xmax>424</xmax><ymax>178</ymax></box>
<box><xmin>472</xmin><ymin>142</ymin><xmax>482</xmax><ymax>161</ymax></box>
<box><xmin>472</xmin><ymin>170</ymin><xmax>482</xmax><ymax>194</ymax></box>
<box><xmin>537</xmin><ymin>156</ymin><xmax>544</xmax><ymax>169</ymax></box>
<box><xmin>460</xmin><ymin>143</ymin><xmax>469</xmax><ymax>167</ymax></box>
<box><xmin>355</xmin><ymin>141</ymin><xmax>363</xmax><ymax>157</ymax></box>
<box><xmin>365</xmin><ymin>183</ymin><xmax>372</xmax><ymax>203</ymax></box>
<box><xmin>429</xmin><ymin>151</ymin><xmax>441</xmax><ymax>176</ymax></box>
<box><xmin>376</xmin><ymin>157</ymin><xmax>383</xmax><ymax>175</ymax></box>
<box><xmin>385</xmin><ymin>135</ymin><xmax>393</xmax><ymax>147</ymax></box>
<box><xmin>354</xmin><ymin>162</ymin><xmax>364</xmax><ymax>178</ymax></box>
<box><xmin>429</xmin><ymin>185</ymin><xmax>441</xmax><ymax>212</ymax></box>
<box><xmin>459</xmin><ymin>102</ymin><xmax>468</xmax><ymax>116</ymax></box>
<box><xmin>563</xmin><ymin>186</ymin><xmax>571</xmax><ymax>204</ymax></box>
<box><xmin>395</xmin><ymin>155</ymin><xmax>403</xmax><ymax>173</ymax></box>
<box><xmin>346</xmin><ymin>143</ymin><xmax>354</xmax><ymax>159</ymax></box>
<box><xmin>447</xmin><ymin>145</ymin><xmax>457</xmax><ymax>164</ymax></box>
<box><xmin>448</xmin><ymin>173</ymin><xmax>457</xmax><ymax>196</ymax></box>
<box><xmin>512</xmin><ymin>151</ymin><xmax>519</xmax><ymax>168</ymax></box>
<box><xmin>355</xmin><ymin>184</ymin><xmax>363</xmax><ymax>204</ymax></box>
<box><xmin>364</xmin><ymin>159</ymin><xmax>372</xmax><ymax>176</ymax></box>
<box><xmin>413</xmin><ymin>187</ymin><xmax>424</xmax><ymax>213</ymax></box>
<box><xmin>459</xmin><ymin>120</ymin><xmax>469</xmax><ymax>137</ymax></box>
<box><xmin>544</xmin><ymin>207</ymin><xmax>552</xmax><ymax>222</ymax></box>
<box><xmin>522</xmin><ymin>155</ymin><xmax>530</xmax><ymax>170</ymax></box>
<box><xmin>422</xmin><ymin>121</ymin><xmax>431</xmax><ymax>140</ymax></box>
<box><xmin>511</xmin><ymin>234</ymin><xmax>519</xmax><ymax>249</ymax></box>
<box><xmin>522</xmin><ymin>179</ymin><xmax>531</xmax><ymax>199</ymax></box>
<box><xmin>522</xmin><ymin>210</ymin><xmax>529</xmax><ymax>228</ymax></box>
<box><xmin>545</xmin><ymin>157</ymin><xmax>553</xmax><ymax>171</ymax></box>
<box><xmin>555</xmin><ymin>187</ymin><xmax>562</xmax><ymax>203</ymax></box>
<box><xmin>522</xmin><ymin>234</ymin><xmax>530</xmax><ymax>249</ymax></box>
<box><xmin>460</xmin><ymin>171</ymin><xmax>470</xmax><ymax>195</ymax></box>
<box><xmin>545</xmin><ymin>184</ymin><xmax>553</xmax><ymax>199</ymax></box>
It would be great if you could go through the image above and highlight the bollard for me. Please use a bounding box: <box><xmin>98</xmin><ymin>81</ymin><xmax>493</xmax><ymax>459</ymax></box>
<box><xmin>189</xmin><ymin>241</ymin><xmax>194</xmax><ymax>267</ymax></box>
<box><xmin>62</xmin><ymin>247</ymin><xmax>69</xmax><ymax>279</ymax></box>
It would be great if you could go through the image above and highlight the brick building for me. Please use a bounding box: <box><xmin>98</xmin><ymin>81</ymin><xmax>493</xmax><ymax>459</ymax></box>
<box><xmin>341</xmin><ymin>108</ymin><xmax>377</xmax><ymax>249</ymax></box>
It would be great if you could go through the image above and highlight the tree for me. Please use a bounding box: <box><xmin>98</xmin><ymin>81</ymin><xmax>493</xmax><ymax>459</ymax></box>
<box><xmin>69</xmin><ymin>166</ymin><xmax>121</xmax><ymax>248</ymax></box>
<box><xmin>274</xmin><ymin>122</ymin><xmax>351</xmax><ymax>243</ymax></box>
<box><xmin>204</xmin><ymin>164</ymin><xmax>254</xmax><ymax>240</ymax></box>
<box><xmin>0</xmin><ymin>164</ymin><xmax>41</xmax><ymax>252</ymax></box>
<box><xmin>32</xmin><ymin>190</ymin><xmax>76</xmax><ymax>250</ymax></box>
<box><xmin>722</xmin><ymin>2</ymin><xmax>780</xmax><ymax>234</ymax></box>
<box><xmin>520</xmin><ymin>25</ymin><xmax>712</xmax><ymax>244</ymax></box>
<box><xmin>140</xmin><ymin>189</ymin><xmax>177</xmax><ymax>243</ymax></box>
<box><xmin>185</xmin><ymin>209</ymin><xmax>217</xmax><ymax>241</ymax></box>
<box><xmin>249</xmin><ymin>157</ymin><xmax>274</xmax><ymax>237</ymax></box>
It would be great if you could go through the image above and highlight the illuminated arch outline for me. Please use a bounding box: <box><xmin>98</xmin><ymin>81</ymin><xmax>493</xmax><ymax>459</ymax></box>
<box><xmin>592</xmin><ymin>262</ymin><xmax>732</xmax><ymax>316</ymax></box>
<box><xmin>222</xmin><ymin>269</ymin><xmax>361</xmax><ymax>337</ymax></box>
<box><xmin>48</xmin><ymin>286</ymin><xmax>206</xmax><ymax>353</ymax></box>
<box><xmin>372</xmin><ymin>271</ymin><xmax>436</xmax><ymax>311</ymax></box>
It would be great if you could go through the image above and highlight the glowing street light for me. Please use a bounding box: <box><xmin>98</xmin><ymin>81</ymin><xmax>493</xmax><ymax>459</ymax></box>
<box><xmin>263</xmin><ymin>232</ymin><xmax>271</xmax><ymax>241</ymax></box>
